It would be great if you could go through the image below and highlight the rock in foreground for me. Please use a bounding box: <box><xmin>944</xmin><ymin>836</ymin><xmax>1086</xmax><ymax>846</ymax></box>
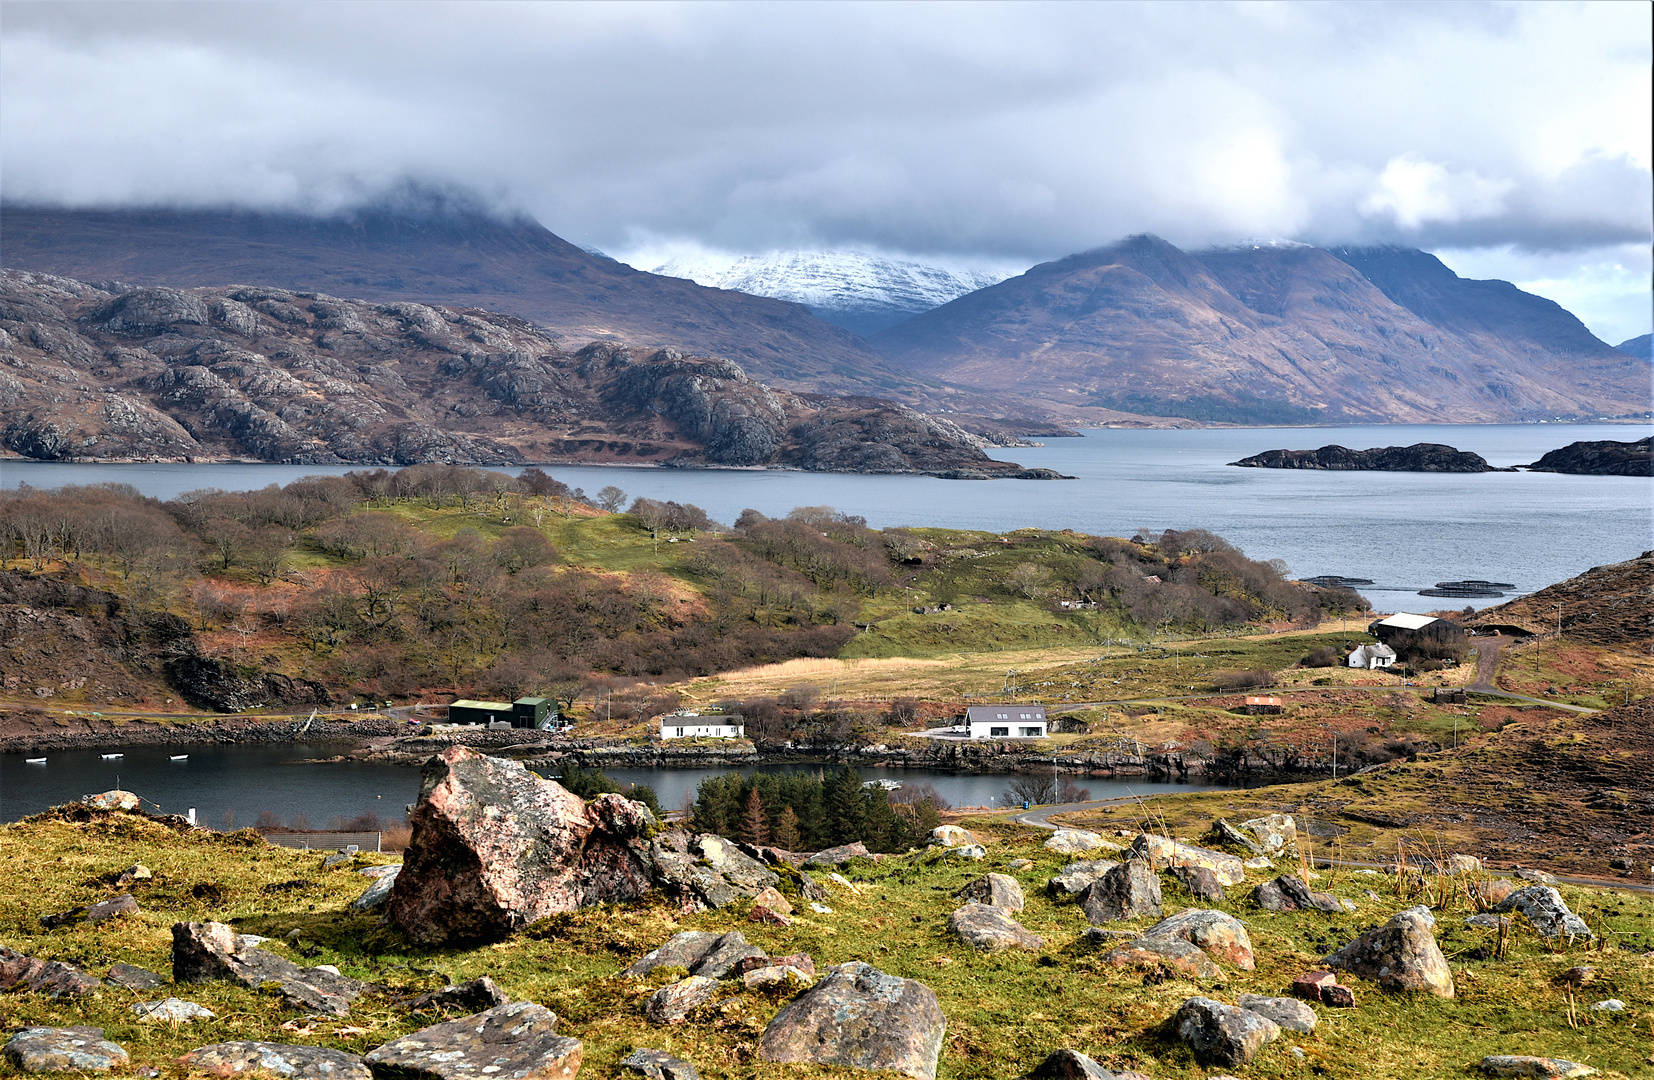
<box><xmin>1479</xmin><ymin>1055</ymin><xmax>1599</xmax><ymax>1078</ymax></box>
<box><xmin>1255</xmin><ymin>874</ymin><xmax>1345</xmax><ymax>914</ymax></box>
<box><xmin>3</xmin><ymin>1028</ymin><xmax>129</xmax><ymax>1074</ymax></box>
<box><xmin>949</xmin><ymin>903</ymin><xmax>1043</xmax><ymax>951</ymax></box>
<box><xmin>172</xmin><ymin>921</ymin><xmax>367</xmax><ymax>1015</ymax></box>
<box><xmin>1023</xmin><ymin>1048</ymin><xmax>1151</xmax><ymax>1079</ymax></box>
<box><xmin>389</xmin><ymin>746</ymin><xmax>659</xmax><ymax>945</ymax></box>
<box><xmin>1173</xmin><ymin>997</ymin><xmax>1281</xmax><ymax>1067</ymax></box>
<box><xmin>1081</xmin><ymin>861</ymin><xmax>1162</xmax><ymax>923</ymax></box>
<box><xmin>365</xmin><ymin>1002</ymin><xmax>581</xmax><ymax>1080</ymax></box>
<box><xmin>0</xmin><ymin>947</ymin><xmax>100</xmax><ymax>998</ymax></box>
<box><xmin>1491</xmin><ymin>886</ymin><xmax>1594</xmax><ymax>940</ymax></box>
<box><xmin>1324</xmin><ymin>907</ymin><xmax>1455</xmax><ymax>997</ymax></box>
<box><xmin>1141</xmin><ymin>908</ymin><xmax>1255</xmax><ymax>969</ymax></box>
<box><xmin>622</xmin><ymin>1047</ymin><xmax>702</xmax><ymax>1080</ymax></box>
<box><xmin>179</xmin><ymin>1042</ymin><xmax>371</xmax><ymax>1080</ymax></box>
<box><xmin>759</xmin><ymin>962</ymin><xmax>946</xmax><ymax>1080</ymax></box>
<box><xmin>1127</xmin><ymin>834</ymin><xmax>1245</xmax><ymax>886</ymax></box>
<box><xmin>955</xmin><ymin>873</ymin><xmax>1025</xmax><ymax>911</ymax></box>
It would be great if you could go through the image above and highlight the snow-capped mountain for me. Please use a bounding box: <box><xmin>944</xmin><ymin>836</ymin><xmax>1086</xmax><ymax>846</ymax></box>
<box><xmin>650</xmin><ymin>250</ymin><xmax>1013</xmax><ymax>336</ymax></box>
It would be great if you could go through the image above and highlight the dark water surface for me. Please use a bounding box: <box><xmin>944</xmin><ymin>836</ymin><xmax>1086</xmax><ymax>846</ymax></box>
<box><xmin>3</xmin><ymin>424</ymin><xmax>1647</xmax><ymax>613</ymax></box>
<box><xmin>0</xmin><ymin>743</ymin><xmax>1231</xmax><ymax>826</ymax></box>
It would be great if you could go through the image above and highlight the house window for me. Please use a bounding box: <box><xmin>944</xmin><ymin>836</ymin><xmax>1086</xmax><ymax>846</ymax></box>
<box><xmin>990</xmin><ymin>726</ymin><xmax>1009</xmax><ymax>737</ymax></box>
<box><xmin>1020</xmin><ymin>726</ymin><xmax>1043</xmax><ymax>737</ymax></box>
<box><xmin>675</xmin><ymin>728</ymin><xmax>684</xmax><ymax>737</ymax></box>
<box><xmin>996</xmin><ymin>713</ymin><xmax>1008</xmax><ymax>719</ymax></box>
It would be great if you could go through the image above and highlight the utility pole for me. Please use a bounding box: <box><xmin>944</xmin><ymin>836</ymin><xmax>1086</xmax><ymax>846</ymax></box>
<box><xmin>1555</xmin><ymin>602</ymin><xmax>1562</xmax><ymax>641</ymax></box>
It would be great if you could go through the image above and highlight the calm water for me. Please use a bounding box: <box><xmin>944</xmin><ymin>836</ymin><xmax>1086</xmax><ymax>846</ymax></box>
<box><xmin>3</xmin><ymin>424</ymin><xmax>1648</xmax><ymax>612</ymax></box>
<box><xmin>0</xmin><ymin>744</ymin><xmax>1227</xmax><ymax>825</ymax></box>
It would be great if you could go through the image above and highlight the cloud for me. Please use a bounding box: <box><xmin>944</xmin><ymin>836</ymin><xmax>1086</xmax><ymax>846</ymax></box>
<box><xmin>0</xmin><ymin>1</ymin><xmax>1648</xmax><ymax>331</ymax></box>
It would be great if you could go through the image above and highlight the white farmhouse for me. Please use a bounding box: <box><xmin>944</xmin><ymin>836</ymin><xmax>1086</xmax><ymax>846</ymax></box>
<box><xmin>964</xmin><ymin>704</ymin><xmax>1047</xmax><ymax>739</ymax></box>
<box><xmin>1348</xmin><ymin>643</ymin><xmax>1398</xmax><ymax>669</ymax></box>
<box><xmin>658</xmin><ymin>711</ymin><xmax>745</xmax><ymax>740</ymax></box>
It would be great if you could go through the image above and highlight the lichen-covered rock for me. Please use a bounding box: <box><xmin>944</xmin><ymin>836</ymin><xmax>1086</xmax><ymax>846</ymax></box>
<box><xmin>1100</xmin><ymin>938</ymin><xmax>1223</xmax><ymax>981</ymax></box>
<box><xmin>1173</xmin><ymin>997</ymin><xmax>1281</xmax><ymax>1067</ymax></box>
<box><xmin>0</xmin><ymin>946</ymin><xmax>100</xmax><ymax>997</ymax></box>
<box><xmin>106</xmin><ymin>963</ymin><xmax>164</xmax><ymax>991</ymax></box>
<box><xmin>1238</xmin><ymin>814</ymin><xmax>1299</xmax><ymax>857</ymax></box>
<box><xmin>1207</xmin><ymin>818</ymin><xmax>1264</xmax><ymax>855</ymax></box>
<box><xmin>751</xmin><ymin>886</ymin><xmax>794</xmax><ymax>915</ymax></box>
<box><xmin>955</xmin><ymin>873</ymin><xmax>1025</xmax><ymax>911</ymax></box>
<box><xmin>1080</xmin><ymin>860</ymin><xmax>1161</xmax><ymax>923</ymax></box>
<box><xmin>172</xmin><ymin>921</ymin><xmax>367</xmax><ymax>1015</ymax></box>
<box><xmin>131</xmin><ymin>997</ymin><xmax>214</xmax><ymax>1022</ymax></box>
<box><xmin>624</xmin><ymin>931</ymin><xmax>722</xmax><ymax>977</ymax></box>
<box><xmin>950</xmin><ymin>903</ymin><xmax>1043</xmax><ymax>951</ymax></box>
<box><xmin>406</xmin><ymin>977</ymin><xmax>510</xmax><ymax>1014</ymax></box>
<box><xmin>1236</xmin><ymin>993</ymin><xmax>1317</xmax><ymax>1033</ymax></box>
<box><xmin>743</xmin><ymin>964</ymin><xmax>814</xmax><ymax>991</ymax></box>
<box><xmin>366</xmin><ymin>1002</ymin><xmax>581</xmax><ymax>1079</ymax></box>
<box><xmin>1047</xmin><ymin>860</ymin><xmax>1120</xmax><ymax>897</ymax></box>
<box><xmin>693</xmin><ymin>834</ymin><xmax>779</xmax><ymax>894</ymax></box>
<box><xmin>41</xmin><ymin>893</ymin><xmax>139</xmax><ymax>928</ymax></box>
<box><xmin>1479</xmin><ymin>1055</ymin><xmax>1599</xmax><ymax>1078</ymax></box>
<box><xmin>622</xmin><ymin>1047</ymin><xmax>702</xmax><ymax>1080</ymax></box>
<box><xmin>1255</xmin><ymin>874</ymin><xmax>1344</xmax><ymax>913</ymax></box>
<box><xmin>736</xmin><ymin>953</ymin><xmax>817</xmax><ymax>978</ymax></box>
<box><xmin>1324</xmin><ymin>907</ymin><xmax>1455</xmax><ymax>997</ymax></box>
<box><xmin>180</xmin><ymin>1041</ymin><xmax>370</xmax><ymax>1079</ymax></box>
<box><xmin>1127</xmin><ymin>834</ymin><xmax>1245</xmax><ymax>886</ymax></box>
<box><xmin>3</xmin><ymin>1028</ymin><xmax>129</xmax><ymax>1073</ymax></box>
<box><xmin>689</xmin><ymin>930</ymin><xmax>765</xmax><ymax>978</ymax></box>
<box><xmin>806</xmin><ymin>842</ymin><xmax>872</xmax><ymax>866</ymax></box>
<box><xmin>350</xmin><ymin>866</ymin><xmax>399</xmax><ymax>910</ymax></box>
<box><xmin>928</xmin><ymin>825</ymin><xmax>977</xmax><ymax>848</ymax></box>
<box><xmin>1022</xmin><ymin>1048</ymin><xmax>1151</xmax><ymax>1079</ymax></box>
<box><xmin>1490</xmin><ymin>886</ymin><xmax>1594</xmax><ymax>940</ymax></box>
<box><xmin>80</xmin><ymin>789</ymin><xmax>141</xmax><ymax>810</ymax></box>
<box><xmin>646</xmin><ymin>976</ymin><xmax>719</xmax><ymax>1024</ymax></box>
<box><xmin>90</xmin><ymin>288</ymin><xmax>210</xmax><ymax>334</ymax></box>
<box><xmin>1141</xmin><ymin>908</ymin><xmax>1255</xmax><ymax>969</ymax></box>
<box><xmin>1167</xmin><ymin>865</ymin><xmax>1226</xmax><ymax>902</ymax></box>
<box><xmin>388</xmin><ymin>746</ymin><xmax>659</xmax><ymax>945</ymax></box>
<box><xmin>1044</xmin><ymin>829</ymin><xmax>1117</xmax><ymax>855</ymax></box>
<box><xmin>759</xmin><ymin>962</ymin><xmax>946</xmax><ymax>1080</ymax></box>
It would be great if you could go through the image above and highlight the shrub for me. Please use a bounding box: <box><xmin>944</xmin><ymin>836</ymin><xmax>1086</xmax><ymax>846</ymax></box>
<box><xmin>1209</xmin><ymin>668</ymin><xmax>1277</xmax><ymax>689</ymax></box>
<box><xmin>1300</xmin><ymin>645</ymin><xmax>1339</xmax><ymax>668</ymax></box>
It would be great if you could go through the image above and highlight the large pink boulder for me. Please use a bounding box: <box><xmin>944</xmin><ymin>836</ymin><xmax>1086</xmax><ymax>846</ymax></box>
<box><xmin>388</xmin><ymin>746</ymin><xmax>659</xmax><ymax>944</ymax></box>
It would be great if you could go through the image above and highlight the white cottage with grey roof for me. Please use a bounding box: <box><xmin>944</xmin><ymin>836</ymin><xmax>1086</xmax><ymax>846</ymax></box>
<box><xmin>964</xmin><ymin>704</ymin><xmax>1047</xmax><ymax>739</ymax></box>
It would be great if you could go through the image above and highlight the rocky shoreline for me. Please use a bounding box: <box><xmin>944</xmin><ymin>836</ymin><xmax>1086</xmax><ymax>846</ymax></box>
<box><xmin>1229</xmin><ymin>442</ymin><xmax>1509</xmax><ymax>472</ymax></box>
<box><xmin>0</xmin><ymin>712</ymin><xmax>405</xmax><ymax>755</ymax></box>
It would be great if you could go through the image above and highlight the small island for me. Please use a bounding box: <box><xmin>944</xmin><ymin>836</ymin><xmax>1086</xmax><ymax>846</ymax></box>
<box><xmin>1526</xmin><ymin>436</ymin><xmax>1652</xmax><ymax>477</ymax></box>
<box><xmin>1229</xmin><ymin>442</ymin><xmax>1509</xmax><ymax>472</ymax></box>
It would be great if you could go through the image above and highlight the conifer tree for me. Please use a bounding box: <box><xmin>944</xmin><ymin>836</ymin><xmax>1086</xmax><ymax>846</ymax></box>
<box><xmin>740</xmin><ymin>787</ymin><xmax>770</xmax><ymax>845</ymax></box>
<box><xmin>773</xmin><ymin>805</ymin><xmax>802</xmax><ymax>851</ymax></box>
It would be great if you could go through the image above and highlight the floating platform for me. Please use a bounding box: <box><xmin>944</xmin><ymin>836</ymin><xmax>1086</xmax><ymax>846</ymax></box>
<box><xmin>100</xmin><ymin>753</ymin><xmax>123</xmax><ymax>760</ymax></box>
<box><xmin>25</xmin><ymin>757</ymin><xmax>46</xmax><ymax>764</ymax></box>
<box><xmin>1303</xmin><ymin>575</ymin><xmax>1375</xmax><ymax>588</ymax></box>
<box><xmin>1419</xmin><ymin>586</ymin><xmax>1506</xmax><ymax>598</ymax></box>
<box><xmin>1436</xmin><ymin>579</ymin><xmax>1515</xmax><ymax>589</ymax></box>
<box><xmin>170</xmin><ymin>755</ymin><xmax>189</xmax><ymax>761</ymax></box>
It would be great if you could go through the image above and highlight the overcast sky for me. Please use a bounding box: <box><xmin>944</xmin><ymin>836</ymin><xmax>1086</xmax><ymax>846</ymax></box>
<box><xmin>2</xmin><ymin>1</ymin><xmax>1649</xmax><ymax>342</ymax></box>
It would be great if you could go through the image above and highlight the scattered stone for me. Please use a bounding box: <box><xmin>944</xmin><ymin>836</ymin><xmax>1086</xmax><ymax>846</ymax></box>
<box><xmin>689</xmin><ymin>930</ymin><xmax>765</xmax><ymax>978</ymax></box>
<box><xmin>1081</xmin><ymin>927</ymin><xmax>1141</xmax><ymax>945</ymax></box>
<box><xmin>749</xmin><ymin>905</ymin><xmax>791</xmax><ymax>926</ymax></box>
<box><xmin>350</xmin><ymin>866</ymin><xmax>400</xmax><ymax>911</ymax></box>
<box><xmin>1468</xmin><ymin>914</ymin><xmax>1514</xmax><ymax>930</ymax></box>
<box><xmin>743</xmin><ymin>964</ymin><xmax>813</xmax><ymax>991</ymax></box>
<box><xmin>1515</xmin><ymin>869</ymin><xmax>1558</xmax><ymax>886</ymax></box>
<box><xmin>0</xmin><ymin>946</ymin><xmax>100</xmax><ymax>997</ymax></box>
<box><xmin>107</xmin><ymin>963</ymin><xmax>165</xmax><ymax>991</ymax></box>
<box><xmin>81</xmin><ymin>790</ymin><xmax>141</xmax><ymax>811</ymax></box>
<box><xmin>1100</xmin><ymin>938</ymin><xmax>1222</xmax><ymax>981</ymax></box>
<box><xmin>693</xmin><ymin>834</ymin><xmax>780</xmax><ymax>894</ymax></box>
<box><xmin>1141</xmin><ymin>909</ymin><xmax>1255</xmax><ymax>969</ymax></box>
<box><xmin>131</xmin><ymin>998</ymin><xmax>215</xmax><ymax>1022</ymax></box>
<box><xmin>1554</xmin><ymin>966</ymin><xmax>1595</xmax><ymax>986</ymax></box>
<box><xmin>1491</xmin><ymin>886</ymin><xmax>1594</xmax><ymax>940</ymax></box>
<box><xmin>1047</xmin><ymin>860</ymin><xmax>1120</xmax><ymax>897</ymax></box>
<box><xmin>359</xmin><ymin>864</ymin><xmax>401</xmax><ymax>878</ymax></box>
<box><xmin>950</xmin><ymin>844</ymin><xmax>987</xmax><ymax>860</ymax></box>
<box><xmin>736</xmin><ymin>953</ymin><xmax>817</xmax><ymax>978</ymax></box>
<box><xmin>1238</xmin><ymin>814</ymin><xmax>1299</xmax><ymax>856</ymax></box>
<box><xmin>828</xmin><ymin>871</ymin><xmax>860</xmax><ymax>892</ymax></box>
<box><xmin>1022</xmin><ymin>1047</ymin><xmax>1151</xmax><ymax>1079</ymax></box>
<box><xmin>388</xmin><ymin>747</ymin><xmax>660</xmax><ymax>945</ymax></box>
<box><xmin>810</xmin><ymin>902</ymin><xmax>834</xmax><ymax>914</ymax></box>
<box><xmin>950</xmin><ymin>903</ymin><xmax>1043</xmax><ymax>951</ymax></box>
<box><xmin>955</xmin><ymin>873</ymin><xmax>1025</xmax><ymax>911</ymax></box>
<box><xmin>1081</xmin><ymin>861</ymin><xmax>1162</xmax><ymax>923</ymax></box>
<box><xmin>1478</xmin><ymin>1055</ymin><xmax>1598</xmax><ymax>1078</ymax></box>
<box><xmin>407</xmin><ymin>977</ymin><xmax>510</xmax><ymax>1013</ymax></box>
<box><xmin>1045</xmin><ymin>829</ymin><xmax>1117</xmax><ymax>855</ymax></box>
<box><xmin>751</xmin><ymin>886</ymin><xmax>794</xmax><ymax>915</ymax></box>
<box><xmin>1242</xmin><ymin>856</ymin><xmax>1274</xmax><ymax>871</ymax></box>
<box><xmin>1127</xmin><ymin>834</ymin><xmax>1245</xmax><ymax>886</ymax></box>
<box><xmin>1324</xmin><ymin>907</ymin><xmax>1454</xmax><ymax>997</ymax></box>
<box><xmin>1207</xmin><ymin>818</ymin><xmax>1264</xmax><ymax>856</ymax></box>
<box><xmin>1006</xmin><ymin>858</ymin><xmax>1034</xmax><ymax>870</ymax></box>
<box><xmin>322</xmin><ymin>852</ymin><xmax>353</xmax><ymax>869</ymax></box>
<box><xmin>1471</xmin><ymin>879</ymin><xmax>1515</xmax><ymax>906</ymax></box>
<box><xmin>647</xmin><ymin>976</ymin><xmax>719</xmax><ymax>1023</ymax></box>
<box><xmin>1254</xmin><ymin>874</ymin><xmax>1343</xmax><ymax>913</ymax></box>
<box><xmin>759</xmin><ymin>962</ymin><xmax>946</xmax><ymax>1080</ymax></box>
<box><xmin>1290</xmin><ymin>971</ymin><xmax>1357</xmax><ymax>1008</ymax></box>
<box><xmin>806</xmin><ymin>842</ymin><xmax>871</xmax><ymax>866</ymax></box>
<box><xmin>1236</xmin><ymin>993</ymin><xmax>1317</xmax><ymax>1033</ymax></box>
<box><xmin>172</xmin><ymin>921</ymin><xmax>367</xmax><ymax>1015</ymax></box>
<box><xmin>365</xmin><ymin>1001</ymin><xmax>582</xmax><ymax>1079</ymax></box>
<box><xmin>651</xmin><ymin>851</ymin><xmax>738</xmax><ymax>911</ymax></box>
<box><xmin>624</xmin><ymin>931</ymin><xmax>722</xmax><ymax>978</ymax></box>
<box><xmin>41</xmin><ymin>893</ymin><xmax>139</xmax><ymax>928</ymax></box>
<box><xmin>1173</xmin><ymin>996</ymin><xmax>1280</xmax><ymax>1067</ymax></box>
<box><xmin>1589</xmin><ymin>999</ymin><xmax>1624</xmax><ymax>1012</ymax></box>
<box><xmin>928</xmin><ymin>825</ymin><xmax>977</xmax><ymax>848</ymax></box>
<box><xmin>797</xmin><ymin>869</ymin><xmax>831</xmax><ymax>902</ymax></box>
<box><xmin>622</xmin><ymin>1047</ymin><xmax>701</xmax><ymax>1080</ymax></box>
<box><xmin>179</xmin><ymin>1042</ymin><xmax>370</xmax><ymax>1080</ymax></box>
<box><xmin>237</xmin><ymin>934</ymin><xmax>272</xmax><ymax>949</ymax></box>
<box><xmin>3</xmin><ymin>1028</ymin><xmax>129</xmax><ymax>1073</ymax></box>
<box><xmin>1445</xmin><ymin>853</ymin><xmax>1482</xmax><ymax>874</ymax></box>
<box><xmin>1167</xmin><ymin>865</ymin><xmax>1226</xmax><ymax>902</ymax></box>
<box><xmin>115</xmin><ymin>864</ymin><xmax>152</xmax><ymax>886</ymax></box>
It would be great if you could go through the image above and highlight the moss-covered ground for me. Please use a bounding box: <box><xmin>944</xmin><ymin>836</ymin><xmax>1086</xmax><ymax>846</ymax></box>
<box><xmin>2</xmin><ymin>806</ymin><xmax>1650</xmax><ymax>1080</ymax></box>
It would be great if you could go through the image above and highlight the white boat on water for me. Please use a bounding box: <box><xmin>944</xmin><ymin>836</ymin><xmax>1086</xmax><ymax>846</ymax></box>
<box><xmin>25</xmin><ymin>757</ymin><xmax>46</xmax><ymax>764</ymax></box>
<box><xmin>170</xmin><ymin>755</ymin><xmax>189</xmax><ymax>761</ymax></box>
<box><xmin>101</xmin><ymin>753</ymin><xmax>123</xmax><ymax>760</ymax></box>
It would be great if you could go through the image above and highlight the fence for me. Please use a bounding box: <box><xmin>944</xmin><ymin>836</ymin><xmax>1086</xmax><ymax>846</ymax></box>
<box><xmin>261</xmin><ymin>831</ymin><xmax>382</xmax><ymax>853</ymax></box>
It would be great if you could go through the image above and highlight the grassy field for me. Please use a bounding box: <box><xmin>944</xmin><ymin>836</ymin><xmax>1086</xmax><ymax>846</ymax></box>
<box><xmin>2</xmin><ymin>805</ymin><xmax>1650</xmax><ymax>1080</ymax></box>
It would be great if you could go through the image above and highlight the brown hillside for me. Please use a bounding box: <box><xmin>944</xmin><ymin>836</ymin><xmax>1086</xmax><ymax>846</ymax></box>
<box><xmin>1469</xmin><ymin>551</ymin><xmax>1654</xmax><ymax>646</ymax></box>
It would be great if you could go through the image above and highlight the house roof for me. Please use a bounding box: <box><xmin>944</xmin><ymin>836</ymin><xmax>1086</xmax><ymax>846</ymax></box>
<box><xmin>965</xmin><ymin>704</ymin><xmax>1047</xmax><ymax>722</ymax></box>
<box><xmin>450</xmin><ymin>699</ymin><xmax>512</xmax><ymax>711</ymax></box>
<box><xmin>1244</xmin><ymin>696</ymin><xmax>1284</xmax><ymax>705</ymax></box>
<box><xmin>1374</xmin><ymin>612</ymin><xmax>1440</xmax><ymax>631</ymax></box>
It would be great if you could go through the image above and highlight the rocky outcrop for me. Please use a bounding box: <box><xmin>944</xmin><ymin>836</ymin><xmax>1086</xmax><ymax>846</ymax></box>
<box><xmin>364</xmin><ymin>1002</ymin><xmax>582</xmax><ymax>1080</ymax></box>
<box><xmin>171</xmin><ymin>921</ymin><xmax>368</xmax><ymax>1015</ymax></box>
<box><xmin>1490</xmin><ymin>886</ymin><xmax>1594</xmax><ymax>940</ymax></box>
<box><xmin>1172</xmin><ymin>996</ymin><xmax>1281</xmax><ymax>1067</ymax></box>
<box><xmin>955</xmin><ymin>873</ymin><xmax>1025</xmax><ymax>911</ymax></box>
<box><xmin>1323</xmin><ymin>906</ymin><xmax>1455</xmax><ymax>997</ymax></box>
<box><xmin>1140</xmin><ymin>909</ymin><xmax>1255</xmax><ymax>969</ymax></box>
<box><xmin>1255</xmin><ymin>874</ymin><xmax>1345</xmax><ymax>914</ymax></box>
<box><xmin>1526</xmin><ymin>436</ymin><xmax>1651</xmax><ymax>477</ymax></box>
<box><xmin>388</xmin><ymin>746</ymin><xmax>659</xmax><ymax>945</ymax></box>
<box><xmin>179</xmin><ymin>1042</ymin><xmax>371</xmax><ymax>1080</ymax></box>
<box><xmin>949</xmin><ymin>903</ymin><xmax>1043</xmax><ymax>951</ymax></box>
<box><xmin>1047</xmin><ymin>860</ymin><xmax>1120</xmax><ymax>897</ymax></box>
<box><xmin>1126</xmin><ymin>834</ymin><xmax>1245</xmax><ymax>886</ymax></box>
<box><xmin>1099</xmin><ymin>938</ymin><xmax>1222</xmax><ymax>981</ymax></box>
<box><xmin>1081</xmin><ymin>861</ymin><xmax>1162</xmax><ymax>923</ymax></box>
<box><xmin>622</xmin><ymin>1048</ymin><xmax>702</xmax><ymax>1080</ymax></box>
<box><xmin>1236</xmin><ymin>994</ymin><xmax>1317</xmax><ymax>1033</ymax></box>
<box><xmin>646</xmin><ymin>977</ymin><xmax>719</xmax><ymax>1024</ymax></box>
<box><xmin>1230</xmin><ymin>443</ymin><xmax>1505</xmax><ymax>472</ymax></box>
<box><xmin>0</xmin><ymin>947</ymin><xmax>100</xmax><ymax>998</ymax></box>
<box><xmin>3</xmin><ymin>1028</ymin><xmax>129</xmax><ymax>1073</ymax></box>
<box><xmin>759</xmin><ymin>962</ymin><xmax>947</xmax><ymax>1080</ymax></box>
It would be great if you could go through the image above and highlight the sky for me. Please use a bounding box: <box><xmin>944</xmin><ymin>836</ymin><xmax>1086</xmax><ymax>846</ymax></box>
<box><xmin>2</xmin><ymin>1</ymin><xmax>1650</xmax><ymax>343</ymax></box>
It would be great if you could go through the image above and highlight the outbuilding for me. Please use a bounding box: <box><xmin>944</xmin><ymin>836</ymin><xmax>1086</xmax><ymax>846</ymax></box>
<box><xmin>1368</xmin><ymin>612</ymin><xmax>1443</xmax><ymax>639</ymax></box>
<box><xmin>964</xmin><ymin>704</ymin><xmax>1048</xmax><ymax>739</ymax></box>
<box><xmin>659</xmin><ymin>711</ymin><xmax>746</xmax><ymax>740</ymax></box>
<box><xmin>448</xmin><ymin>696</ymin><xmax>558</xmax><ymax>728</ymax></box>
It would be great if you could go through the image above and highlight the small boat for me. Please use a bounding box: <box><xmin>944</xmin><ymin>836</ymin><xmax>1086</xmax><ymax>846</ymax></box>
<box><xmin>25</xmin><ymin>757</ymin><xmax>46</xmax><ymax>765</ymax></box>
<box><xmin>170</xmin><ymin>755</ymin><xmax>189</xmax><ymax>761</ymax></box>
<box><xmin>101</xmin><ymin>753</ymin><xmax>123</xmax><ymax>760</ymax></box>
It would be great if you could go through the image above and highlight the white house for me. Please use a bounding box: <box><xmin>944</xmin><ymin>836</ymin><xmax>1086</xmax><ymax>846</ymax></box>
<box><xmin>964</xmin><ymin>704</ymin><xmax>1047</xmax><ymax>739</ymax></box>
<box><xmin>658</xmin><ymin>711</ymin><xmax>745</xmax><ymax>740</ymax></box>
<box><xmin>1348</xmin><ymin>643</ymin><xmax>1398</xmax><ymax>669</ymax></box>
